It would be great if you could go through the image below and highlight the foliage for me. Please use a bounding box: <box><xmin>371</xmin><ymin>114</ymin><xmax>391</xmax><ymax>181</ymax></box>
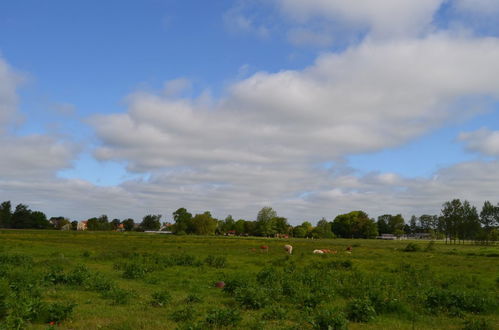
<box><xmin>333</xmin><ymin>211</ymin><xmax>378</xmax><ymax>238</ymax></box>
<box><xmin>403</xmin><ymin>243</ymin><xmax>422</xmax><ymax>252</ymax></box>
<box><xmin>313</xmin><ymin>307</ymin><xmax>348</xmax><ymax>330</ymax></box>
<box><xmin>346</xmin><ymin>298</ymin><xmax>376</xmax><ymax>322</ymax></box>
<box><xmin>150</xmin><ymin>290</ymin><xmax>172</xmax><ymax>307</ymax></box>
<box><xmin>205</xmin><ymin>308</ymin><xmax>242</xmax><ymax>327</ymax></box>
<box><xmin>140</xmin><ymin>214</ymin><xmax>161</xmax><ymax>231</ymax></box>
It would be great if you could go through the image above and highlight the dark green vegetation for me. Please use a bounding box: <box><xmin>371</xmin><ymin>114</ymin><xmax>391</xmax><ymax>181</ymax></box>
<box><xmin>0</xmin><ymin>231</ymin><xmax>497</xmax><ymax>329</ymax></box>
<box><xmin>1</xmin><ymin>199</ymin><xmax>499</xmax><ymax>246</ymax></box>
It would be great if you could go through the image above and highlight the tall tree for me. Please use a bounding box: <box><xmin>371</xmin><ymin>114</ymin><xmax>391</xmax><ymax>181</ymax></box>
<box><xmin>11</xmin><ymin>204</ymin><xmax>32</xmax><ymax>229</ymax></box>
<box><xmin>141</xmin><ymin>214</ymin><xmax>162</xmax><ymax>231</ymax></box>
<box><xmin>122</xmin><ymin>218</ymin><xmax>135</xmax><ymax>231</ymax></box>
<box><xmin>480</xmin><ymin>201</ymin><xmax>499</xmax><ymax>243</ymax></box>
<box><xmin>333</xmin><ymin>211</ymin><xmax>377</xmax><ymax>238</ymax></box>
<box><xmin>172</xmin><ymin>208</ymin><xmax>193</xmax><ymax>234</ymax></box>
<box><xmin>255</xmin><ymin>207</ymin><xmax>277</xmax><ymax>236</ymax></box>
<box><xmin>191</xmin><ymin>212</ymin><xmax>217</xmax><ymax>235</ymax></box>
<box><xmin>0</xmin><ymin>201</ymin><xmax>12</xmax><ymax>228</ymax></box>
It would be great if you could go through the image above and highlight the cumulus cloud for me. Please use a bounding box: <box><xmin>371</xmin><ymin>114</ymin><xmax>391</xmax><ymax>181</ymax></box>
<box><xmin>0</xmin><ymin>57</ymin><xmax>76</xmax><ymax>181</ymax></box>
<box><xmin>93</xmin><ymin>35</ymin><xmax>499</xmax><ymax>173</ymax></box>
<box><xmin>287</xmin><ymin>28</ymin><xmax>334</xmax><ymax>47</ymax></box>
<box><xmin>459</xmin><ymin>128</ymin><xmax>499</xmax><ymax>156</ymax></box>
<box><xmin>276</xmin><ymin>0</ymin><xmax>444</xmax><ymax>38</ymax></box>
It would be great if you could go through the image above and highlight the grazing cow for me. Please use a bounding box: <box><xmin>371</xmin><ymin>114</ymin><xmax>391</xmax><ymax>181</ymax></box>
<box><xmin>284</xmin><ymin>244</ymin><xmax>293</xmax><ymax>254</ymax></box>
<box><xmin>260</xmin><ymin>245</ymin><xmax>269</xmax><ymax>252</ymax></box>
<box><xmin>313</xmin><ymin>249</ymin><xmax>324</xmax><ymax>254</ymax></box>
<box><xmin>346</xmin><ymin>246</ymin><xmax>352</xmax><ymax>252</ymax></box>
<box><xmin>321</xmin><ymin>249</ymin><xmax>331</xmax><ymax>254</ymax></box>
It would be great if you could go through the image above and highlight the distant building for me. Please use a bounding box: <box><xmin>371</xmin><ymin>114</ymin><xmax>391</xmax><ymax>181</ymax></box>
<box><xmin>77</xmin><ymin>221</ymin><xmax>88</xmax><ymax>231</ymax></box>
<box><xmin>377</xmin><ymin>233</ymin><xmax>397</xmax><ymax>240</ymax></box>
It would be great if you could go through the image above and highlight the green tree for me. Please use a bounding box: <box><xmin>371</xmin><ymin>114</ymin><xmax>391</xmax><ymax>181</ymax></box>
<box><xmin>141</xmin><ymin>214</ymin><xmax>162</xmax><ymax>231</ymax></box>
<box><xmin>313</xmin><ymin>218</ymin><xmax>335</xmax><ymax>238</ymax></box>
<box><xmin>255</xmin><ymin>207</ymin><xmax>277</xmax><ymax>236</ymax></box>
<box><xmin>0</xmin><ymin>201</ymin><xmax>12</xmax><ymax>228</ymax></box>
<box><xmin>221</xmin><ymin>215</ymin><xmax>235</xmax><ymax>234</ymax></box>
<box><xmin>122</xmin><ymin>218</ymin><xmax>135</xmax><ymax>231</ymax></box>
<box><xmin>293</xmin><ymin>225</ymin><xmax>307</xmax><ymax>238</ymax></box>
<box><xmin>11</xmin><ymin>204</ymin><xmax>32</xmax><ymax>229</ymax></box>
<box><xmin>173</xmin><ymin>208</ymin><xmax>193</xmax><ymax>234</ymax></box>
<box><xmin>191</xmin><ymin>212</ymin><xmax>217</xmax><ymax>235</ymax></box>
<box><xmin>377</xmin><ymin>215</ymin><xmax>390</xmax><ymax>234</ymax></box>
<box><xmin>332</xmin><ymin>211</ymin><xmax>377</xmax><ymax>238</ymax></box>
<box><xmin>480</xmin><ymin>201</ymin><xmax>498</xmax><ymax>243</ymax></box>
<box><xmin>71</xmin><ymin>220</ymin><xmax>78</xmax><ymax>230</ymax></box>
<box><xmin>440</xmin><ymin>199</ymin><xmax>463</xmax><ymax>244</ymax></box>
<box><xmin>31</xmin><ymin>211</ymin><xmax>50</xmax><ymax>229</ymax></box>
<box><xmin>87</xmin><ymin>215</ymin><xmax>111</xmax><ymax>231</ymax></box>
<box><xmin>111</xmin><ymin>218</ymin><xmax>121</xmax><ymax>230</ymax></box>
<box><xmin>273</xmin><ymin>216</ymin><xmax>290</xmax><ymax>235</ymax></box>
<box><xmin>234</xmin><ymin>219</ymin><xmax>246</xmax><ymax>235</ymax></box>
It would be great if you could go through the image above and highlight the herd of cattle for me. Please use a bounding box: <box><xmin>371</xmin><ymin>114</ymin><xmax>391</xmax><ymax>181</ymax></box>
<box><xmin>255</xmin><ymin>245</ymin><xmax>353</xmax><ymax>255</ymax></box>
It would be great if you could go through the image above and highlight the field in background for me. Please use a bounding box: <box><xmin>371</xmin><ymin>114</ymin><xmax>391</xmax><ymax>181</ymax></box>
<box><xmin>0</xmin><ymin>230</ymin><xmax>498</xmax><ymax>329</ymax></box>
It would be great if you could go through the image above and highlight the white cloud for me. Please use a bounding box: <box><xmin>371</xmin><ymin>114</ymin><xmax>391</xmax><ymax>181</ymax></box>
<box><xmin>79</xmin><ymin>35</ymin><xmax>499</xmax><ymax>222</ymax></box>
<box><xmin>93</xmin><ymin>35</ymin><xmax>499</xmax><ymax>173</ymax></box>
<box><xmin>0</xmin><ymin>57</ymin><xmax>77</xmax><ymax>180</ymax></box>
<box><xmin>276</xmin><ymin>0</ymin><xmax>444</xmax><ymax>38</ymax></box>
<box><xmin>459</xmin><ymin>128</ymin><xmax>499</xmax><ymax>156</ymax></box>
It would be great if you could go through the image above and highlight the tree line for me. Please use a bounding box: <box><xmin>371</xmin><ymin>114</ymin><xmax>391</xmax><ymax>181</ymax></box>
<box><xmin>0</xmin><ymin>199</ymin><xmax>497</xmax><ymax>244</ymax></box>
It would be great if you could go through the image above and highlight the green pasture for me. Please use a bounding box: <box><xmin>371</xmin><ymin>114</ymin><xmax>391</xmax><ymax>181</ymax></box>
<box><xmin>0</xmin><ymin>230</ymin><xmax>498</xmax><ymax>329</ymax></box>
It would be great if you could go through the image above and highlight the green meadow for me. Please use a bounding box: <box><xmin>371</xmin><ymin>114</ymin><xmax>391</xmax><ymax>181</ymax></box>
<box><xmin>0</xmin><ymin>230</ymin><xmax>498</xmax><ymax>329</ymax></box>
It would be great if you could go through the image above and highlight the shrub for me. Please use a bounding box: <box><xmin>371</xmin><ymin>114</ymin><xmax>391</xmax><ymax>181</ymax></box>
<box><xmin>205</xmin><ymin>308</ymin><xmax>242</xmax><ymax>327</ymax></box>
<box><xmin>204</xmin><ymin>255</ymin><xmax>227</xmax><ymax>268</ymax></box>
<box><xmin>223</xmin><ymin>274</ymin><xmax>253</xmax><ymax>294</ymax></box>
<box><xmin>121</xmin><ymin>262</ymin><xmax>150</xmax><ymax>279</ymax></box>
<box><xmin>313</xmin><ymin>307</ymin><xmax>348</xmax><ymax>330</ymax></box>
<box><xmin>44</xmin><ymin>265</ymin><xmax>67</xmax><ymax>285</ymax></box>
<box><xmin>185</xmin><ymin>293</ymin><xmax>202</xmax><ymax>304</ymax></box>
<box><xmin>81</xmin><ymin>250</ymin><xmax>91</xmax><ymax>258</ymax></box>
<box><xmin>234</xmin><ymin>286</ymin><xmax>270</xmax><ymax>309</ymax></box>
<box><xmin>462</xmin><ymin>318</ymin><xmax>494</xmax><ymax>330</ymax></box>
<box><xmin>424</xmin><ymin>241</ymin><xmax>435</xmax><ymax>252</ymax></box>
<box><xmin>170</xmin><ymin>306</ymin><xmax>196</xmax><ymax>322</ymax></box>
<box><xmin>346</xmin><ymin>298</ymin><xmax>376</xmax><ymax>322</ymax></box>
<box><xmin>262</xmin><ymin>305</ymin><xmax>287</xmax><ymax>320</ymax></box>
<box><xmin>150</xmin><ymin>290</ymin><xmax>171</xmax><ymax>307</ymax></box>
<box><xmin>425</xmin><ymin>288</ymin><xmax>497</xmax><ymax>315</ymax></box>
<box><xmin>403</xmin><ymin>243</ymin><xmax>421</xmax><ymax>252</ymax></box>
<box><xmin>102</xmin><ymin>287</ymin><xmax>134</xmax><ymax>305</ymax></box>
<box><xmin>42</xmin><ymin>302</ymin><xmax>77</xmax><ymax>323</ymax></box>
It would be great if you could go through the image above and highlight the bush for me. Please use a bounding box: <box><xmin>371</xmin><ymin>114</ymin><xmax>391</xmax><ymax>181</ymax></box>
<box><xmin>425</xmin><ymin>288</ymin><xmax>497</xmax><ymax>315</ymax></box>
<box><xmin>346</xmin><ymin>298</ymin><xmax>376</xmax><ymax>322</ymax></box>
<box><xmin>205</xmin><ymin>308</ymin><xmax>242</xmax><ymax>327</ymax></box>
<box><xmin>102</xmin><ymin>288</ymin><xmax>135</xmax><ymax>305</ymax></box>
<box><xmin>204</xmin><ymin>255</ymin><xmax>227</xmax><ymax>268</ymax></box>
<box><xmin>313</xmin><ymin>307</ymin><xmax>348</xmax><ymax>330</ymax></box>
<box><xmin>185</xmin><ymin>293</ymin><xmax>202</xmax><ymax>304</ymax></box>
<box><xmin>424</xmin><ymin>241</ymin><xmax>435</xmax><ymax>252</ymax></box>
<box><xmin>42</xmin><ymin>302</ymin><xmax>77</xmax><ymax>323</ymax></box>
<box><xmin>462</xmin><ymin>317</ymin><xmax>494</xmax><ymax>330</ymax></box>
<box><xmin>150</xmin><ymin>290</ymin><xmax>171</xmax><ymax>307</ymax></box>
<box><xmin>262</xmin><ymin>305</ymin><xmax>287</xmax><ymax>320</ymax></box>
<box><xmin>121</xmin><ymin>262</ymin><xmax>151</xmax><ymax>279</ymax></box>
<box><xmin>223</xmin><ymin>274</ymin><xmax>253</xmax><ymax>294</ymax></box>
<box><xmin>234</xmin><ymin>286</ymin><xmax>270</xmax><ymax>309</ymax></box>
<box><xmin>170</xmin><ymin>306</ymin><xmax>196</xmax><ymax>322</ymax></box>
<box><xmin>403</xmin><ymin>243</ymin><xmax>421</xmax><ymax>252</ymax></box>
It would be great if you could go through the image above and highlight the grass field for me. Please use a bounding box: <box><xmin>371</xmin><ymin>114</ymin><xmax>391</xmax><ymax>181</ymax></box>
<box><xmin>0</xmin><ymin>230</ymin><xmax>498</xmax><ymax>329</ymax></box>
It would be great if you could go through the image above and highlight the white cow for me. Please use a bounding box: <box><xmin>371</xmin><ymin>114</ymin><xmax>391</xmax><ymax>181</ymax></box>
<box><xmin>313</xmin><ymin>249</ymin><xmax>324</xmax><ymax>254</ymax></box>
<box><xmin>284</xmin><ymin>244</ymin><xmax>293</xmax><ymax>254</ymax></box>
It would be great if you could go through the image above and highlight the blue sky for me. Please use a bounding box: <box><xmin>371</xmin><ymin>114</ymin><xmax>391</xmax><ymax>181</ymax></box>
<box><xmin>2</xmin><ymin>0</ymin><xmax>499</xmax><ymax>223</ymax></box>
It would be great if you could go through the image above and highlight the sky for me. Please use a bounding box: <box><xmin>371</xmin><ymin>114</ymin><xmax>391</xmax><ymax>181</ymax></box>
<box><xmin>1</xmin><ymin>0</ymin><xmax>499</xmax><ymax>224</ymax></box>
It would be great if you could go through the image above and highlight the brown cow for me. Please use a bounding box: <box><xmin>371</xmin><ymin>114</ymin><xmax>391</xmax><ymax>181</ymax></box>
<box><xmin>260</xmin><ymin>245</ymin><xmax>269</xmax><ymax>252</ymax></box>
